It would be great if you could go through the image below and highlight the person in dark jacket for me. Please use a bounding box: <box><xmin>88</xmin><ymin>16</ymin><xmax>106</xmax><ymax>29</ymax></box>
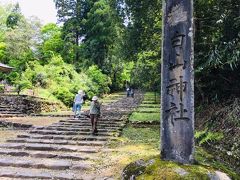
<box><xmin>89</xmin><ymin>96</ymin><xmax>101</xmax><ymax>135</ymax></box>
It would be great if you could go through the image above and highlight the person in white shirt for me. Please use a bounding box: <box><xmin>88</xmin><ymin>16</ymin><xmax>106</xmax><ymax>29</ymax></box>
<box><xmin>74</xmin><ymin>90</ymin><xmax>84</xmax><ymax>117</ymax></box>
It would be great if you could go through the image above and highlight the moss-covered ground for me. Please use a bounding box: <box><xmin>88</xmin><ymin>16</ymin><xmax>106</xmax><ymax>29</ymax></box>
<box><xmin>94</xmin><ymin>125</ymin><xmax>160</xmax><ymax>178</ymax></box>
<box><xmin>95</xmin><ymin>124</ymin><xmax>239</xmax><ymax>179</ymax></box>
<box><xmin>94</xmin><ymin>92</ymin><xmax>239</xmax><ymax>179</ymax></box>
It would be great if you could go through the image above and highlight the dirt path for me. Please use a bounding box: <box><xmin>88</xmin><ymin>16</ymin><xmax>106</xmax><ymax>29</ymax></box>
<box><xmin>0</xmin><ymin>93</ymin><xmax>143</xmax><ymax>179</ymax></box>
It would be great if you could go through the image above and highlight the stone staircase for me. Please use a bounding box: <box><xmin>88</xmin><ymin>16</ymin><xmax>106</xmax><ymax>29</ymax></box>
<box><xmin>0</xmin><ymin>93</ymin><xmax>143</xmax><ymax>179</ymax></box>
<box><xmin>0</xmin><ymin>104</ymin><xmax>24</xmax><ymax>118</ymax></box>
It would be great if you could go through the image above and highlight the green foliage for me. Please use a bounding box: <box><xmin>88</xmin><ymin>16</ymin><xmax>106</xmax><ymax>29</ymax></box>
<box><xmin>135</xmin><ymin>107</ymin><xmax>160</xmax><ymax>112</ymax></box>
<box><xmin>195</xmin><ymin>130</ymin><xmax>224</xmax><ymax>146</ymax></box>
<box><xmin>130</xmin><ymin>50</ymin><xmax>161</xmax><ymax>90</ymax></box>
<box><xmin>0</xmin><ymin>84</ymin><xmax>4</xmax><ymax>92</ymax></box>
<box><xmin>0</xmin><ymin>42</ymin><xmax>6</xmax><ymax>60</ymax></box>
<box><xmin>1</xmin><ymin>0</ymin><xmax>238</xmax><ymax>110</ymax></box>
<box><xmin>86</xmin><ymin>65</ymin><xmax>111</xmax><ymax>96</ymax></box>
<box><xmin>84</xmin><ymin>0</ymin><xmax>117</xmax><ymax>68</ymax></box>
<box><xmin>54</xmin><ymin>0</ymin><xmax>90</xmax><ymax>63</ymax></box>
<box><xmin>52</xmin><ymin>86</ymin><xmax>74</xmax><ymax>106</ymax></box>
<box><xmin>121</xmin><ymin>125</ymin><xmax>160</xmax><ymax>148</ymax></box>
<box><xmin>120</xmin><ymin>62</ymin><xmax>134</xmax><ymax>83</ymax></box>
<box><xmin>195</xmin><ymin>0</ymin><xmax>240</xmax><ymax>102</ymax></box>
<box><xmin>120</xmin><ymin>0</ymin><xmax>162</xmax><ymax>91</ymax></box>
<box><xmin>129</xmin><ymin>112</ymin><xmax>160</xmax><ymax>123</ymax></box>
<box><xmin>9</xmin><ymin>56</ymin><xmax>111</xmax><ymax>106</ymax></box>
<box><xmin>3</xmin><ymin>15</ymin><xmax>41</xmax><ymax>73</ymax></box>
<box><xmin>15</xmin><ymin>79</ymin><xmax>32</xmax><ymax>94</ymax></box>
<box><xmin>16</xmin><ymin>56</ymin><xmax>76</xmax><ymax>105</ymax></box>
<box><xmin>6</xmin><ymin>3</ymin><xmax>22</xmax><ymax>28</ymax></box>
<box><xmin>123</xmin><ymin>0</ymin><xmax>162</xmax><ymax>58</ymax></box>
<box><xmin>195</xmin><ymin>147</ymin><xmax>240</xmax><ymax>179</ymax></box>
<box><xmin>40</xmin><ymin>23</ymin><xmax>64</xmax><ymax>62</ymax></box>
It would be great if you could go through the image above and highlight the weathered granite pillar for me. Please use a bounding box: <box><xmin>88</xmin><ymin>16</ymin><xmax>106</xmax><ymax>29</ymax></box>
<box><xmin>160</xmin><ymin>0</ymin><xmax>194</xmax><ymax>164</ymax></box>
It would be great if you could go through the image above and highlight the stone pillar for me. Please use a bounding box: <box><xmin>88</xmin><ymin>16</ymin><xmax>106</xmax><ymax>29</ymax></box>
<box><xmin>160</xmin><ymin>0</ymin><xmax>194</xmax><ymax>164</ymax></box>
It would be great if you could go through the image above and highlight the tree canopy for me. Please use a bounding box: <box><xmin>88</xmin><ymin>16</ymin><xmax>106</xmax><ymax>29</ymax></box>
<box><xmin>0</xmin><ymin>0</ymin><xmax>239</xmax><ymax>105</ymax></box>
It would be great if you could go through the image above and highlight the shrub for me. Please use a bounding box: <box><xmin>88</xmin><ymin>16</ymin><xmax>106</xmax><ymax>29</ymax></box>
<box><xmin>86</xmin><ymin>65</ymin><xmax>111</xmax><ymax>95</ymax></box>
<box><xmin>195</xmin><ymin>129</ymin><xmax>224</xmax><ymax>146</ymax></box>
<box><xmin>52</xmin><ymin>87</ymin><xmax>74</xmax><ymax>107</ymax></box>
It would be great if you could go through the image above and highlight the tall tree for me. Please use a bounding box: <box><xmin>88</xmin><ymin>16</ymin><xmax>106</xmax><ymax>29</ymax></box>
<box><xmin>4</xmin><ymin>16</ymin><xmax>42</xmax><ymax>84</ymax></box>
<box><xmin>39</xmin><ymin>23</ymin><xmax>64</xmax><ymax>62</ymax></box>
<box><xmin>84</xmin><ymin>0</ymin><xmax>118</xmax><ymax>68</ymax></box>
<box><xmin>6</xmin><ymin>3</ymin><xmax>23</xmax><ymax>28</ymax></box>
<box><xmin>54</xmin><ymin>0</ymin><xmax>90</xmax><ymax>64</ymax></box>
<box><xmin>123</xmin><ymin>0</ymin><xmax>162</xmax><ymax>59</ymax></box>
<box><xmin>121</xmin><ymin>0</ymin><xmax>162</xmax><ymax>90</ymax></box>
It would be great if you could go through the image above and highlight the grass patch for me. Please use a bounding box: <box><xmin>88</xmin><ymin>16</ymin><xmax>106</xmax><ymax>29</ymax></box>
<box><xmin>135</xmin><ymin>107</ymin><xmax>160</xmax><ymax>112</ymax></box>
<box><xmin>144</xmin><ymin>98</ymin><xmax>160</xmax><ymax>101</ymax></box>
<box><xmin>144</xmin><ymin>92</ymin><xmax>160</xmax><ymax>96</ymax></box>
<box><xmin>120</xmin><ymin>125</ymin><xmax>160</xmax><ymax>148</ymax></box>
<box><xmin>139</xmin><ymin>104</ymin><xmax>160</xmax><ymax>108</ymax></box>
<box><xmin>129</xmin><ymin>112</ymin><xmax>160</xmax><ymax>122</ymax></box>
<box><xmin>142</xmin><ymin>100</ymin><xmax>160</xmax><ymax>104</ymax></box>
<box><xmin>94</xmin><ymin>124</ymin><xmax>239</xmax><ymax>179</ymax></box>
<box><xmin>142</xmin><ymin>92</ymin><xmax>161</xmax><ymax>104</ymax></box>
<box><xmin>95</xmin><ymin>125</ymin><xmax>160</xmax><ymax>178</ymax></box>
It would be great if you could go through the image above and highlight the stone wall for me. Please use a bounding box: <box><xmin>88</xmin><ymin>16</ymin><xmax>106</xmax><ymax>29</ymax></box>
<box><xmin>0</xmin><ymin>94</ymin><xmax>67</xmax><ymax>114</ymax></box>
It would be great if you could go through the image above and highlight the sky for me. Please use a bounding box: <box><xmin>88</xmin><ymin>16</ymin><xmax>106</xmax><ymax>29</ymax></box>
<box><xmin>0</xmin><ymin>0</ymin><xmax>57</xmax><ymax>24</ymax></box>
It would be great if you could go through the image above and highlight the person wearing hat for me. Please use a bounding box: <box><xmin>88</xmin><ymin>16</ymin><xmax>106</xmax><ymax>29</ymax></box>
<box><xmin>89</xmin><ymin>96</ymin><xmax>101</xmax><ymax>135</ymax></box>
<box><xmin>73</xmin><ymin>90</ymin><xmax>85</xmax><ymax>117</ymax></box>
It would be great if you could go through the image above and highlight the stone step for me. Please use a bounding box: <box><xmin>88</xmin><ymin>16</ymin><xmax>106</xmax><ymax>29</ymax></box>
<box><xmin>59</xmin><ymin>120</ymin><xmax>125</xmax><ymax>125</ymax></box>
<box><xmin>0</xmin><ymin>148</ymin><xmax>94</xmax><ymax>161</ymax></box>
<box><xmin>34</xmin><ymin>127</ymin><xmax>118</xmax><ymax>133</ymax></box>
<box><xmin>0</xmin><ymin>108</ymin><xmax>17</xmax><ymax>111</ymax></box>
<box><xmin>61</xmin><ymin>119</ymin><xmax>121</xmax><ymax>122</ymax></box>
<box><xmin>0</xmin><ymin>111</ymin><xmax>22</xmax><ymax>114</ymax></box>
<box><xmin>0</xmin><ymin>121</ymin><xmax>33</xmax><ymax>129</ymax></box>
<box><xmin>29</xmin><ymin>129</ymin><xmax>117</xmax><ymax>136</ymax></box>
<box><xmin>0</xmin><ymin>114</ymin><xmax>25</xmax><ymax>118</ymax></box>
<box><xmin>55</xmin><ymin>123</ymin><xmax>124</xmax><ymax>128</ymax></box>
<box><xmin>0</xmin><ymin>143</ymin><xmax>100</xmax><ymax>153</ymax></box>
<box><xmin>32</xmin><ymin>114</ymin><xmax>74</xmax><ymax>118</ymax></box>
<box><xmin>17</xmin><ymin>134</ymin><xmax>111</xmax><ymax>141</ymax></box>
<box><xmin>104</xmin><ymin>114</ymin><xmax>129</xmax><ymax>117</ymax></box>
<box><xmin>62</xmin><ymin>118</ymin><xmax>126</xmax><ymax>122</ymax></box>
<box><xmin>0</xmin><ymin>167</ymin><xmax>92</xmax><ymax>180</ymax></box>
<box><xmin>102</xmin><ymin>109</ymin><xmax>132</xmax><ymax>112</ymax></box>
<box><xmin>0</xmin><ymin>155</ymin><xmax>92</xmax><ymax>170</ymax></box>
<box><xmin>0</xmin><ymin>105</ymin><xmax>9</xmax><ymax>108</ymax></box>
<box><xmin>48</xmin><ymin>124</ymin><xmax>123</xmax><ymax>129</ymax></box>
<box><xmin>7</xmin><ymin>138</ymin><xmax>106</xmax><ymax>146</ymax></box>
